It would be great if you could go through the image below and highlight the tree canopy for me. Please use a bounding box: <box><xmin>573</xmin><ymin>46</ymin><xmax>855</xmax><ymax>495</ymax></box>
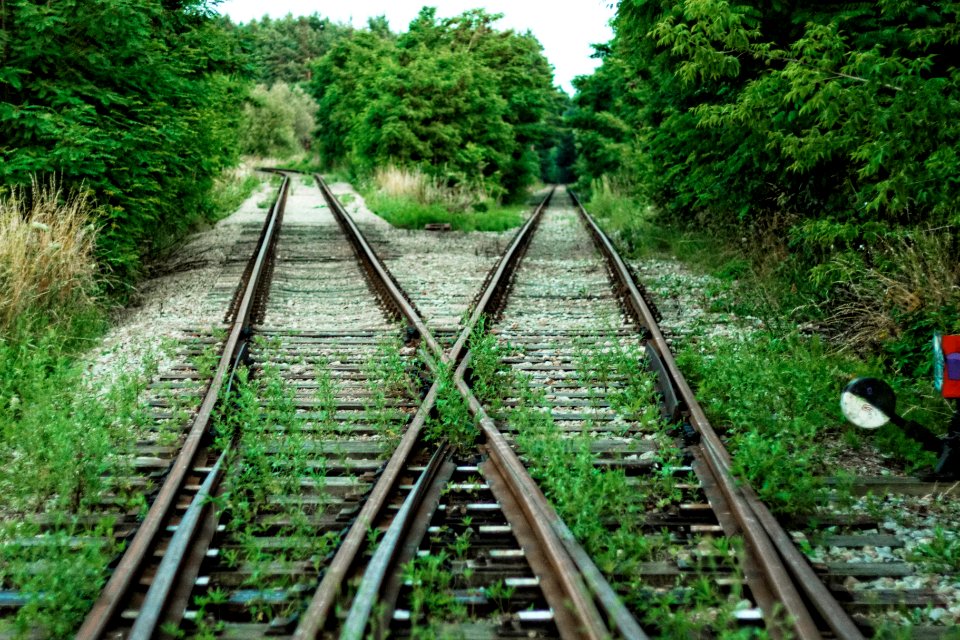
<box><xmin>573</xmin><ymin>0</ymin><xmax>960</xmax><ymax>237</ymax></box>
<box><xmin>231</xmin><ymin>13</ymin><xmax>352</xmax><ymax>85</ymax></box>
<box><xmin>310</xmin><ymin>8</ymin><xmax>563</xmax><ymax>201</ymax></box>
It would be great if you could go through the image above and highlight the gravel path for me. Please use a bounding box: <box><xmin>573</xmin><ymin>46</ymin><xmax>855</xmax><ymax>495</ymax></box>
<box><xmin>84</xmin><ymin>179</ymin><xmax>273</xmax><ymax>383</ymax></box>
<box><xmin>329</xmin><ymin>180</ymin><xmax>518</xmax><ymax>345</ymax></box>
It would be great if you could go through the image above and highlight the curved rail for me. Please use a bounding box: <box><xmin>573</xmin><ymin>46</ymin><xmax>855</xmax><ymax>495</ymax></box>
<box><xmin>568</xmin><ymin>189</ymin><xmax>864</xmax><ymax>640</ymax></box>
<box><xmin>294</xmin><ymin>185</ymin><xmax>622</xmax><ymax>639</ymax></box>
<box><xmin>76</xmin><ymin>173</ymin><xmax>291</xmax><ymax>639</ymax></box>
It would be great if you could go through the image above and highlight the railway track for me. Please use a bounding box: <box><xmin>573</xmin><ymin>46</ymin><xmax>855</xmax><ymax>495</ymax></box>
<box><xmin>287</xmin><ymin>185</ymin><xmax>814</xmax><ymax>640</ymax></box>
<box><xmin>5</xmin><ymin>171</ymin><xmax>955</xmax><ymax>639</ymax></box>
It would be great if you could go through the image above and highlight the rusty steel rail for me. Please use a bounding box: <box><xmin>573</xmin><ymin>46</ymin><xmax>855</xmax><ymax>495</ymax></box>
<box><xmin>454</xmin><ymin>352</ymin><xmax>650</xmax><ymax>640</ymax></box>
<box><xmin>289</xmin><ymin>175</ymin><xmax>452</xmax><ymax>639</ymax></box>
<box><xmin>294</xmin><ymin>185</ymin><xmax>625</xmax><ymax>639</ymax></box>
<box><xmin>312</xmin><ymin>174</ymin><xmax>440</xmax><ymax>356</ymax></box>
<box><xmin>568</xmin><ymin>189</ymin><xmax>864</xmax><ymax>640</ymax></box>
<box><xmin>453</xmin><ymin>356</ymin><xmax>646</xmax><ymax>640</ymax></box>
<box><xmin>76</xmin><ymin>173</ymin><xmax>291</xmax><ymax>640</ymax></box>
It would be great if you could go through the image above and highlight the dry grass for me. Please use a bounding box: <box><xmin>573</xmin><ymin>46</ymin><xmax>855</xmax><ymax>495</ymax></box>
<box><xmin>0</xmin><ymin>178</ymin><xmax>99</xmax><ymax>333</ymax></box>
<box><xmin>373</xmin><ymin>165</ymin><xmax>489</xmax><ymax>212</ymax></box>
<box><xmin>824</xmin><ymin>232</ymin><xmax>960</xmax><ymax>351</ymax></box>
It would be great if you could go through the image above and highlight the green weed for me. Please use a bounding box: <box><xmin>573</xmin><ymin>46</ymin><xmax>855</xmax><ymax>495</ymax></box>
<box><xmin>211</xmin><ymin>342</ymin><xmax>340</xmax><ymax>623</ymax></box>
<box><xmin>909</xmin><ymin>527</ymin><xmax>960</xmax><ymax>572</ymax></box>
<box><xmin>424</xmin><ymin>363</ymin><xmax>476</xmax><ymax>454</ymax></box>
<box><xmin>465</xmin><ymin>324</ymin><xmax>776</xmax><ymax>635</ymax></box>
<box><xmin>0</xmin><ymin>340</ymin><xmax>157</xmax><ymax>636</ymax></box>
<box><xmin>466</xmin><ymin>317</ymin><xmax>516</xmax><ymax>409</ymax></box>
<box><xmin>362</xmin><ymin>336</ymin><xmax>418</xmax><ymax>448</ymax></box>
<box><xmin>366</xmin><ymin>191</ymin><xmax>525</xmax><ymax>233</ymax></box>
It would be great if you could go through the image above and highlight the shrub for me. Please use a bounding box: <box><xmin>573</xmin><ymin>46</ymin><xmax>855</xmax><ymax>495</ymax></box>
<box><xmin>239</xmin><ymin>82</ymin><xmax>318</xmax><ymax>158</ymax></box>
<box><xmin>0</xmin><ymin>0</ymin><xmax>245</xmax><ymax>282</ymax></box>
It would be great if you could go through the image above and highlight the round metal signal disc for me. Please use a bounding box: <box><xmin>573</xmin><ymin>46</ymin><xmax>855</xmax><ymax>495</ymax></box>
<box><xmin>841</xmin><ymin>390</ymin><xmax>889</xmax><ymax>429</ymax></box>
<box><xmin>840</xmin><ymin>377</ymin><xmax>896</xmax><ymax>429</ymax></box>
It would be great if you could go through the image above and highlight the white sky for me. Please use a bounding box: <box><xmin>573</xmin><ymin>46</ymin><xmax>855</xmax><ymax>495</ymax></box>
<box><xmin>213</xmin><ymin>1</ymin><xmax>615</xmax><ymax>94</ymax></box>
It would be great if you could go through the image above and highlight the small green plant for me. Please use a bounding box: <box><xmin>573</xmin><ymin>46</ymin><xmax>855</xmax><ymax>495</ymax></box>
<box><xmin>402</xmin><ymin>551</ymin><xmax>467</xmax><ymax>636</ymax></box>
<box><xmin>466</xmin><ymin>317</ymin><xmax>516</xmax><ymax>409</ymax></box>
<box><xmin>361</xmin><ymin>336</ymin><xmax>419</xmax><ymax>448</ymax></box>
<box><xmin>483</xmin><ymin>580</ymin><xmax>515</xmax><ymax>612</ymax></box>
<box><xmin>424</xmin><ymin>363</ymin><xmax>477</xmax><ymax>454</ymax></box>
<box><xmin>208</xmin><ymin>341</ymin><xmax>341</xmax><ymax>624</ymax></box>
<box><xmin>909</xmin><ymin>527</ymin><xmax>960</xmax><ymax>572</ymax></box>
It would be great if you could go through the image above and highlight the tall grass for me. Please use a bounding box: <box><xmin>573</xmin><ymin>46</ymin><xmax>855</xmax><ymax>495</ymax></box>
<box><xmin>0</xmin><ymin>179</ymin><xmax>160</xmax><ymax>636</ymax></box>
<box><xmin>0</xmin><ymin>178</ymin><xmax>99</xmax><ymax>336</ymax></box>
<box><xmin>373</xmin><ymin>165</ymin><xmax>490</xmax><ymax>212</ymax></box>
<box><xmin>366</xmin><ymin>166</ymin><xmax>525</xmax><ymax>232</ymax></box>
<box><xmin>819</xmin><ymin>232</ymin><xmax>960</xmax><ymax>371</ymax></box>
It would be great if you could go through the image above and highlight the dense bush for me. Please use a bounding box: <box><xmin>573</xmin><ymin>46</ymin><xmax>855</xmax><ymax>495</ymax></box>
<box><xmin>239</xmin><ymin>82</ymin><xmax>318</xmax><ymax>157</ymax></box>
<box><xmin>0</xmin><ymin>0</ymin><xmax>246</xmax><ymax>283</ymax></box>
<box><xmin>309</xmin><ymin>8</ymin><xmax>563</xmax><ymax>202</ymax></box>
<box><xmin>571</xmin><ymin>0</ymin><xmax>960</xmax><ymax>373</ymax></box>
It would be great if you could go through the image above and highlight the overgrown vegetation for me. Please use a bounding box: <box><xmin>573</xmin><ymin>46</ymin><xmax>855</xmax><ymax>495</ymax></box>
<box><xmin>209</xmin><ymin>344</ymin><xmax>340</xmax><ymax>630</ymax></box>
<box><xmin>424</xmin><ymin>361</ymin><xmax>477</xmax><ymax>454</ymax></box>
<box><xmin>364</xmin><ymin>167</ymin><xmax>527</xmax><ymax>232</ymax></box>
<box><xmin>1</xmin><ymin>0</ymin><xmax>248</xmax><ymax>282</ymax></box>
<box><xmin>0</xmin><ymin>179</ymin><xmax>99</xmax><ymax>336</ymax></box>
<box><xmin>571</xmin><ymin>1</ymin><xmax>960</xmax><ymax>376</ymax></box>
<box><xmin>588</xmin><ymin>187</ymin><xmax>951</xmax><ymax>483</ymax></box>
<box><xmin>466</xmin><ymin>324</ymin><xmax>773</xmax><ymax>636</ymax></box>
<box><xmin>0</xmin><ymin>339</ymin><xmax>155</xmax><ymax>637</ymax></box>
<box><xmin>309</xmin><ymin>8</ymin><xmax>567</xmax><ymax>204</ymax></box>
<box><xmin>238</xmin><ymin>83</ymin><xmax>318</xmax><ymax>158</ymax></box>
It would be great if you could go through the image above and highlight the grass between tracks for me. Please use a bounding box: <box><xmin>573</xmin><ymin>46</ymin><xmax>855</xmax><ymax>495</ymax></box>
<box><xmin>466</xmin><ymin>324</ymin><xmax>778</xmax><ymax>637</ymax></box>
<box><xmin>586</xmin><ymin>188</ymin><xmax>951</xmax><ymax>516</ymax></box>
<box><xmin>398</xmin><ymin>510</ymin><xmax>518</xmax><ymax>637</ymax></box>
<box><xmin>361</xmin><ymin>166</ymin><xmax>527</xmax><ymax>232</ymax></box>
<box><xmin>181</xmin><ymin>335</ymin><xmax>420</xmax><ymax>636</ymax></box>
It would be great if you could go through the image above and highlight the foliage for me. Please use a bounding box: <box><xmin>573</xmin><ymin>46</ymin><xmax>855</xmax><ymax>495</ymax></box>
<box><xmin>309</xmin><ymin>8</ymin><xmax>563</xmax><ymax>201</ymax></box>
<box><xmin>213</xmin><ymin>347</ymin><xmax>340</xmax><ymax>623</ymax></box>
<box><xmin>466</xmin><ymin>329</ymin><xmax>774</xmax><ymax>635</ymax></box>
<box><xmin>0</xmin><ymin>0</ymin><xmax>246</xmax><ymax>282</ymax></box>
<box><xmin>0</xmin><ymin>521</ymin><xmax>122</xmax><ymax>639</ymax></box>
<box><xmin>571</xmin><ymin>0</ymin><xmax>960</xmax><ymax>373</ymax></box>
<box><xmin>361</xmin><ymin>165</ymin><xmax>527</xmax><ymax>232</ymax></box>
<box><xmin>908</xmin><ymin>527</ymin><xmax>960</xmax><ymax>572</ymax></box>
<box><xmin>0</xmin><ymin>335</ymin><xmax>154</xmax><ymax>636</ymax></box>
<box><xmin>230</xmin><ymin>13</ymin><xmax>352</xmax><ymax>85</ymax></box>
<box><xmin>238</xmin><ymin>82</ymin><xmax>318</xmax><ymax>157</ymax></box>
<box><xmin>424</xmin><ymin>362</ymin><xmax>477</xmax><ymax>454</ymax></box>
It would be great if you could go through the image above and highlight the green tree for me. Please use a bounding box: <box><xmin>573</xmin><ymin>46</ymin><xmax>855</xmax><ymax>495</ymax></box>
<box><xmin>0</xmin><ymin>0</ymin><xmax>245</xmax><ymax>282</ymax></box>
<box><xmin>309</xmin><ymin>8</ymin><xmax>559</xmax><ymax>200</ymax></box>
<box><xmin>231</xmin><ymin>13</ymin><xmax>352</xmax><ymax>85</ymax></box>
<box><xmin>239</xmin><ymin>82</ymin><xmax>318</xmax><ymax>157</ymax></box>
<box><xmin>571</xmin><ymin>0</ymin><xmax>960</xmax><ymax>370</ymax></box>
